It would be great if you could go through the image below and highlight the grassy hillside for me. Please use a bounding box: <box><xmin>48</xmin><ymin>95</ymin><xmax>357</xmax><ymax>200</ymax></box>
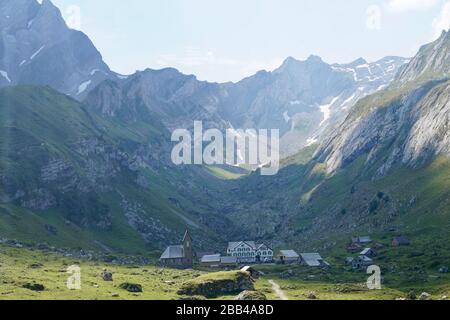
<box><xmin>228</xmin><ymin>142</ymin><xmax>450</xmax><ymax>270</ymax></box>
<box><xmin>0</xmin><ymin>86</ymin><xmax>233</xmax><ymax>253</ymax></box>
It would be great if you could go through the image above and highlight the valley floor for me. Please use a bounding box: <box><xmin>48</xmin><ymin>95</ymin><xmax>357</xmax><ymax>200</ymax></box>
<box><xmin>0</xmin><ymin>245</ymin><xmax>449</xmax><ymax>300</ymax></box>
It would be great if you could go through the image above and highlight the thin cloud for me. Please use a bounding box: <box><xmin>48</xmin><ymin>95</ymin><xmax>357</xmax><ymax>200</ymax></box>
<box><xmin>156</xmin><ymin>48</ymin><xmax>283</xmax><ymax>82</ymax></box>
<box><xmin>156</xmin><ymin>48</ymin><xmax>238</xmax><ymax>68</ymax></box>
<box><xmin>386</xmin><ymin>0</ymin><xmax>441</xmax><ymax>12</ymax></box>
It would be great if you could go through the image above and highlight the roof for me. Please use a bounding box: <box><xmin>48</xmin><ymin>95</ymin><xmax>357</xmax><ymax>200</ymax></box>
<box><xmin>300</xmin><ymin>253</ymin><xmax>323</xmax><ymax>267</ymax></box>
<box><xmin>256</xmin><ymin>243</ymin><xmax>272</xmax><ymax>251</ymax></box>
<box><xmin>197</xmin><ymin>252</ymin><xmax>215</xmax><ymax>258</ymax></box>
<box><xmin>393</xmin><ymin>236</ymin><xmax>410</xmax><ymax>244</ymax></box>
<box><xmin>183</xmin><ymin>230</ymin><xmax>192</xmax><ymax>242</ymax></box>
<box><xmin>220</xmin><ymin>256</ymin><xmax>238</xmax><ymax>264</ymax></box>
<box><xmin>201</xmin><ymin>254</ymin><xmax>221</xmax><ymax>263</ymax></box>
<box><xmin>228</xmin><ymin>241</ymin><xmax>256</xmax><ymax>251</ymax></box>
<box><xmin>160</xmin><ymin>245</ymin><xmax>184</xmax><ymax>260</ymax></box>
<box><xmin>241</xmin><ymin>266</ymin><xmax>256</xmax><ymax>272</ymax></box>
<box><xmin>355</xmin><ymin>255</ymin><xmax>373</xmax><ymax>262</ymax></box>
<box><xmin>280</xmin><ymin>250</ymin><xmax>300</xmax><ymax>258</ymax></box>
<box><xmin>360</xmin><ymin>248</ymin><xmax>373</xmax><ymax>255</ymax></box>
<box><xmin>358</xmin><ymin>236</ymin><xmax>372</xmax><ymax>243</ymax></box>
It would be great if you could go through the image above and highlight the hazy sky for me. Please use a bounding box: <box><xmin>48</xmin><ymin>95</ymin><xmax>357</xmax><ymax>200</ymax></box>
<box><xmin>51</xmin><ymin>0</ymin><xmax>450</xmax><ymax>82</ymax></box>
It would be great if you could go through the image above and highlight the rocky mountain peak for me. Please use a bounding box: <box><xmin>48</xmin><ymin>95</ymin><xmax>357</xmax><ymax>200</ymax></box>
<box><xmin>349</xmin><ymin>57</ymin><xmax>368</xmax><ymax>66</ymax></box>
<box><xmin>274</xmin><ymin>55</ymin><xmax>328</xmax><ymax>76</ymax></box>
<box><xmin>395</xmin><ymin>30</ymin><xmax>450</xmax><ymax>83</ymax></box>
<box><xmin>276</xmin><ymin>56</ymin><xmax>299</xmax><ymax>71</ymax></box>
<box><xmin>306</xmin><ymin>54</ymin><xmax>323</xmax><ymax>63</ymax></box>
<box><xmin>0</xmin><ymin>0</ymin><xmax>39</xmax><ymax>29</ymax></box>
<box><xmin>0</xmin><ymin>0</ymin><xmax>113</xmax><ymax>98</ymax></box>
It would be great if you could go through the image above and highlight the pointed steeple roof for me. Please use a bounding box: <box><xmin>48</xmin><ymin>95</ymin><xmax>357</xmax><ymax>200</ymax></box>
<box><xmin>183</xmin><ymin>229</ymin><xmax>192</xmax><ymax>242</ymax></box>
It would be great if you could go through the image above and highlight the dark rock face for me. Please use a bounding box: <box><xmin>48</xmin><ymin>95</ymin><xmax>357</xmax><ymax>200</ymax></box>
<box><xmin>118</xmin><ymin>282</ymin><xmax>143</xmax><ymax>293</ymax></box>
<box><xmin>0</xmin><ymin>0</ymin><xmax>114</xmax><ymax>98</ymax></box>
<box><xmin>407</xmin><ymin>291</ymin><xmax>417</xmax><ymax>300</ymax></box>
<box><xmin>22</xmin><ymin>282</ymin><xmax>45</xmax><ymax>291</ymax></box>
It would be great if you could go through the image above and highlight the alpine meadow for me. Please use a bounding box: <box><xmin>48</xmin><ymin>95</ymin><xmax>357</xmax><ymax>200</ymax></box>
<box><xmin>0</xmin><ymin>0</ymin><xmax>449</xmax><ymax>306</ymax></box>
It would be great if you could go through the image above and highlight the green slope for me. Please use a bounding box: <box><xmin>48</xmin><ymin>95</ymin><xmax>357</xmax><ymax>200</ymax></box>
<box><xmin>0</xmin><ymin>86</ymin><xmax>232</xmax><ymax>253</ymax></box>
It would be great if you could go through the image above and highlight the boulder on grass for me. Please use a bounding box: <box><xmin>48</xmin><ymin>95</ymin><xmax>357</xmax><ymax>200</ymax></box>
<box><xmin>101</xmin><ymin>269</ymin><xmax>113</xmax><ymax>281</ymax></box>
<box><xmin>236</xmin><ymin>291</ymin><xmax>267</xmax><ymax>300</ymax></box>
<box><xmin>22</xmin><ymin>283</ymin><xmax>45</xmax><ymax>291</ymax></box>
<box><xmin>407</xmin><ymin>290</ymin><xmax>417</xmax><ymax>300</ymax></box>
<box><xmin>306</xmin><ymin>292</ymin><xmax>317</xmax><ymax>300</ymax></box>
<box><xmin>178</xmin><ymin>295</ymin><xmax>206</xmax><ymax>300</ymax></box>
<box><xmin>419</xmin><ymin>292</ymin><xmax>431</xmax><ymax>300</ymax></box>
<box><xmin>119</xmin><ymin>282</ymin><xmax>143</xmax><ymax>293</ymax></box>
<box><xmin>178</xmin><ymin>271</ymin><xmax>254</xmax><ymax>298</ymax></box>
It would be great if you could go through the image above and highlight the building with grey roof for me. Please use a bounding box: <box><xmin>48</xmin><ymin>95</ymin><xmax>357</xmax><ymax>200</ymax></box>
<box><xmin>352</xmin><ymin>236</ymin><xmax>372</xmax><ymax>244</ymax></box>
<box><xmin>351</xmin><ymin>255</ymin><xmax>373</xmax><ymax>270</ymax></box>
<box><xmin>278</xmin><ymin>250</ymin><xmax>300</xmax><ymax>264</ymax></box>
<box><xmin>300</xmin><ymin>253</ymin><xmax>329</xmax><ymax>267</ymax></box>
<box><xmin>360</xmin><ymin>248</ymin><xmax>377</xmax><ymax>257</ymax></box>
<box><xmin>160</xmin><ymin>230</ymin><xmax>194</xmax><ymax>268</ymax></box>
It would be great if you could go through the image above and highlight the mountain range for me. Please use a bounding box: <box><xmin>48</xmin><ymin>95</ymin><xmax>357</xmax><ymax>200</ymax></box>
<box><xmin>0</xmin><ymin>0</ymin><xmax>449</xmax><ymax>255</ymax></box>
<box><xmin>0</xmin><ymin>0</ymin><xmax>117</xmax><ymax>99</ymax></box>
<box><xmin>228</xmin><ymin>30</ymin><xmax>450</xmax><ymax>250</ymax></box>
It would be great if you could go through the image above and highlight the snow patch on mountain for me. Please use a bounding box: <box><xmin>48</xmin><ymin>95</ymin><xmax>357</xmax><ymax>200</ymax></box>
<box><xmin>77</xmin><ymin>80</ymin><xmax>92</xmax><ymax>95</ymax></box>
<box><xmin>319</xmin><ymin>96</ymin><xmax>339</xmax><ymax>126</ymax></box>
<box><xmin>0</xmin><ymin>71</ymin><xmax>11</xmax><ymax>83</ymax></box>
<box><xmin>306</xmin><ymin>137</ymin><xmax>318</xmax><ymax>146</ymax></box>
<box><xmin>30</xmin><ymin>46</ymin><xmax>45</xmax><ymax>60</ymax></box>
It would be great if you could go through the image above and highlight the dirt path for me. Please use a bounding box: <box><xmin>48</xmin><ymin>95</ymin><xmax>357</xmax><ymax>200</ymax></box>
<box><xmin>268</xmin><ymin>280</ymin><xmax>288</xmax><ymax>300</ymax></box>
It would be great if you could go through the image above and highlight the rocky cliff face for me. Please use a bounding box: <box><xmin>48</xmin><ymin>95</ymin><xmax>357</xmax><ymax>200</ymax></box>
<box><xmin>222</xmin><ymin>31</ymin><xmax>450</xmax><ymax>248</ymax></box>
<box><xmin>0</xmin><ymin>85</ymin><xmax>235</xmax><ymax>251</ymax></box>
<box><xmin>0</xmin><ymin>0</ymin><xmax>115</xmax><ymax>99</ymax></box>
<box><xmin>85</xmin><ymin>68</ymin><xmax>229</xmax><ymax>132</ymax></box>
<box><xmin>315</xmin><ymin>31</ymin><xmax>450</xmax><ymax>176</ymax></box>
<box><xmin>316</xmin><ymin>79</ymin><xmax>450</xmax><ymax>175</ymax></box>
<box><xmin>213</xmin><ymin>55</ymin><xmax>407</xmax><ymax>157</ymax></box>
<box><xmin>87</xmin><ymin>55</ymin><xmax>407</xmax><ymax>158</ymax></box>
<box><xmin>396</xmin><ymin>30</ymin><xmax>450</xmax><ymax>83</ymax></box>
<box><xmin>0</xmin><ymin>1</ymin><xmax>408</xmax><ymax>159</ymax></box>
